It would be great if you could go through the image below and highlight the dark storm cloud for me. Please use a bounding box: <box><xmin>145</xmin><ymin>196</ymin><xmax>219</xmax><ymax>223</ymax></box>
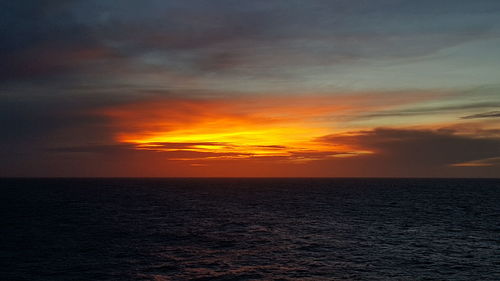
<box><xmin>461</xmin><ymin>111</ymin><xmax>500</xmax><ymax>119</ymax></box>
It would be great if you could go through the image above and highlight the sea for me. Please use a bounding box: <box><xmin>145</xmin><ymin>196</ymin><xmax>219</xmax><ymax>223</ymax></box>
<box><xmin>1</xmin><ymin>178</ymin><xmax>499</xmax><ymax>280</ymax></box>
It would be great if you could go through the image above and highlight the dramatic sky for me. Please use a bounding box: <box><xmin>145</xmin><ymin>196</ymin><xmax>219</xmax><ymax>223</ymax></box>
<box><xmin>1</xmin><ymin>0</ymin><xmax>500</xmax><ymax>177</ymax></box>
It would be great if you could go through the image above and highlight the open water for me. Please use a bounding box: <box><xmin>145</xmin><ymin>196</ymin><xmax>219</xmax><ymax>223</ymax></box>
<box><xmin>1</xmin><ymin>178</ymin><xmax>499</xmax><ymax>280</ymax></box>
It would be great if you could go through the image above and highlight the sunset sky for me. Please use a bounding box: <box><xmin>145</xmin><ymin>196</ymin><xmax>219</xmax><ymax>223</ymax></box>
<box><xmin>1</xmin><ymin>0</ymin><xmax>500</xmax><ymax>177</ymax></box>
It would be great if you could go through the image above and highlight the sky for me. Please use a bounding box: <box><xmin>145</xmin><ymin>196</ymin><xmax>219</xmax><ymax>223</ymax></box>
<box><xmin>1</xmin><ymin>0</ymin><xmax>499</xmax><ymax>177</ymax></box>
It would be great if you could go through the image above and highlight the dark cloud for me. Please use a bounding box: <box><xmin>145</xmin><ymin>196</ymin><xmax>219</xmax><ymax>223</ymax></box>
<box><xmin>461</xmin><ymin>111</ymin><xmax>500</xmax><ymax>119</ymax></box>
<box><xmin>0</xmin><ymin>98</ymin><xmax>108</xmax><ymax>144</ymax></box>
<box><xmin>48</xmin><ymin>144</ymin><xmax>136</xmax><ymax>154</ymax></box>
<box><xmin>0</xmin><ymin>44</ymin><xmax>119</xmax><ymax>82</ymax></box>
<box><xmin>255</xmin><ymin>145</ymin><xmax>287</xmax><ymax>149</ymax></box>
<box><xmin>0</xmin><ymin>1</ymin><xmax>107</xmax><ymax>82</ymax></box>
<box><xmin>452</xmin><ymin>157</ymin><xmax>500</xmax><ymax>167</ymax></box>
<box><xmin>47</xmin><ymin>143</ymin><xmax>252</xmax><ymax>160</ymax></box>
<box><xmin>3</xmin><ymin>0</ymin><xmax>500</xmax><ymax>82</ymax></box>
<box><xmin>48</xmin><ymin>142</ymin><xmax>287</xmax><ymax>157</ymax></box>
<box><xmin>318</xmin><ymin>128</ymin><xmax>500</xmax><ymax>177</ymax></box>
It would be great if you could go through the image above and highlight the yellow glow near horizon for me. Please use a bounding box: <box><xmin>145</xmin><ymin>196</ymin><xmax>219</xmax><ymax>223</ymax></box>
<box><xmin>120</xmin><ymin>125</ymin><xmax>344</xmax><ymax>157</ymax></box>
<box><xmin>102</xmin><ymin>97</ymin><xmax>375</xmax><ymax>161</ymax></box>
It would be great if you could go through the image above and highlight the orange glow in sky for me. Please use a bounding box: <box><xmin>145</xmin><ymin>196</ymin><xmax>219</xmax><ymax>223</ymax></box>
<box><xmin>101</xmin><ymin>96</ymin><xmax>376</xmax><ymax>162</ymax></box>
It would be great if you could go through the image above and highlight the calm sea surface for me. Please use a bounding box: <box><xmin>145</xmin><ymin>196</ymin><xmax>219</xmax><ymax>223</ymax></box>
<box><xmin>1</xmin><ymin>178</ymin><xmax>499</xmax><ymax>280</ymax></box>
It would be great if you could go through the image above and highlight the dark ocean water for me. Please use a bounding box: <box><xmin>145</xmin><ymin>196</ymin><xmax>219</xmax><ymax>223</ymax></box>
<box><xmin>1</xmin><ymin>178</ymin><xmax>499</xmax><ymax>281</ymax></box>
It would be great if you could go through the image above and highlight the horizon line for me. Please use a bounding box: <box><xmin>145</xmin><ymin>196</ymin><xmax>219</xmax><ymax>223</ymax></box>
<box><xmin>1</xmin><ymin>177</ymin><xmax>499</xmax><ymax>180</ymax></box>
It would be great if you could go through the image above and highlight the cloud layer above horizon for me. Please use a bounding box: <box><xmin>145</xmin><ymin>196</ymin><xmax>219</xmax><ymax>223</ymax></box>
<box><xmin>1</xmin><ymin>0</ymin><xmax>499</xmax><ymax>177</ymax></box>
